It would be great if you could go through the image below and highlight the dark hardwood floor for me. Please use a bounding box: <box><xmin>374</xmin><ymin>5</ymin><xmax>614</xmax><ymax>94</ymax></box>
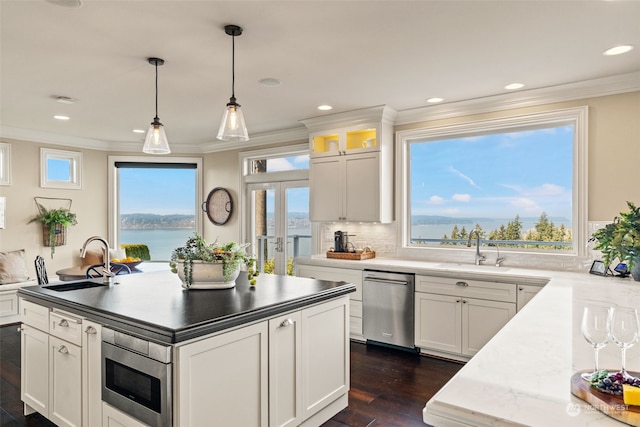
<box><xmin>0</xmin><ymin>323</ymin><xmax>462</xmax><ymax>427</ymax></box>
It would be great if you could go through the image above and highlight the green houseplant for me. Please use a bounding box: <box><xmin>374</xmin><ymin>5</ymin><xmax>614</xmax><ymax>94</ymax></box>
<box><xmin>591</xmin><ymin>201</ymin><xmax>640</xmax><ymax>280</ymax></box>
<box><xmin>29</xmin><ymin>203</ymin><xmax>78</xmax><ymax>258</ymax></box>
<box><xmin>170</xmin><ymin>233</ymin><xmax>257</xmax><ymax>289</ymax></box>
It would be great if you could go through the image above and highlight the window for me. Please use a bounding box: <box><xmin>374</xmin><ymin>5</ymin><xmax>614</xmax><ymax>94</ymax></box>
<box><xmin>40</xmin><ymin>148</ymin><xmax>82</xmax><ymax>189</ymax></box>
<box><xmin>397</xmin><ymin>107</ymin><xmax>588</xmax><ymax>257</ymax></box>
<box><xmin>108</xmin><ymin>156</ymin><xmax>203</xmax><ymax>261</ymax></box>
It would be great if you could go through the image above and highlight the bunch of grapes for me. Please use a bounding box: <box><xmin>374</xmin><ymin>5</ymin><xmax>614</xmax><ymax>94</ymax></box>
<box><xmin>247</xmin><ymin>266</ymin><xmax>260</xmax><ymax>286</ymax></box>
<box><xmin>590</xmin><ymin>370</ymin><xmax>640</xmax><ymax>395</ymax></box>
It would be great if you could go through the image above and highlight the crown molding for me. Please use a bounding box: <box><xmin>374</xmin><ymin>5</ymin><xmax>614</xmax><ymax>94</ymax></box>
<box><xmin>395</xmin><ymin>72</ymin><xmax>640</xmax><ymax>126</ymax></box>
<box><xmin>0</xmin><ymin>126</ymin><xmax>112</xmax><ymax>150</ymax></box>
<box><xmin>199</xmin><ymin>126</ymin><xmax>309</xmax><ymax>153</ymax></box>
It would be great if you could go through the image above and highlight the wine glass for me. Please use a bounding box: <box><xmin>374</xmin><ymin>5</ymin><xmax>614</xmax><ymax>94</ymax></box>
<box><xmin>581</xmin><ymin>304</ymin><xmax>612</xmax><ymax>380</ymax></box>
<box><xmin>610</xmin><ymin>306</ymin><xmax>640</xmax><ymax>378</ymax></box>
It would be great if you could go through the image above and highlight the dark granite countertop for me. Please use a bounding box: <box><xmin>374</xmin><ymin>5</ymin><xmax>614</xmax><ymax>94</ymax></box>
<box><xmin>17</xmin><ymin>269</ymin><xmax>355</xmax><ymax>344</ymax></box>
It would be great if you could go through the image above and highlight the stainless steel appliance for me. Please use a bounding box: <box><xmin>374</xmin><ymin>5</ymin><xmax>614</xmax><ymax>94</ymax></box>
<box><xmin>102</xmin><ymin>328</ymin><xmax>172</xmax><ymax>427</ymax></box>
<box><xmin>334</xmin><ymin>231</ymin><xmax>345</xmax><ymax>252</ymax></box>
<box><xmin>363</xmin><ymin>270</ymin><xmax>415</xmax><ymax>349</ymax></box>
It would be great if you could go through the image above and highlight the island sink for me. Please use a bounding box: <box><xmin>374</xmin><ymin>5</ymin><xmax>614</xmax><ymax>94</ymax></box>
<box><xmin>43</xmin><ymin>280</ymin><xmax>108</xmax><ymax>292</ymax></box>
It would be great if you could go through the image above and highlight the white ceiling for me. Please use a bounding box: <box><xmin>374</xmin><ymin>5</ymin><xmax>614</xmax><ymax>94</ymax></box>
<box><xmin>1</xmin><ymin>0</ymin><xmax>639</xmax><ymax>153</ymax></box>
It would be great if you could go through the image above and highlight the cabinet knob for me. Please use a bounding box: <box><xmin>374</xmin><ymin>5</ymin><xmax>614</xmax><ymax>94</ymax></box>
<box><xmin>59</xmin><ymin>319</ymin><xmax>69</xmax><ymax>327</ymax></box>
<box><xmin>455</xmin><ymin>281</ymin><xmax>469</xmax><ymax>287</ymax></box>
<box><xmin>518</xmin><ymin>287</ymin><xmax>524</xmax><ymax>291</ymax></box>
<box><xmin>85</xmin><ymin>326</ymin><xmax>97</xmax><ymax>334</ymax></box>
<box><xmin>58</xmin><ymin>345</ymin><xmax>69</xmax><ymax>354</ymax></box>
<box><xmin>17</xmin><ymin>326</ymin><xmax>23</xmax><ymax>332</ymax></box>
<box><xmin>280</xmin><ymin>318</ymin><xmax>294</xmax><ymax>327</ymax></box>
<box><xmin>462</xmin><ymin>300</ymin><xmax>467</xmax><ymax>304</ymax></box>
<box><xmin>456</xmin><ymin>300</ymin><xmax>461</xmax><ymax>303</ymax></box>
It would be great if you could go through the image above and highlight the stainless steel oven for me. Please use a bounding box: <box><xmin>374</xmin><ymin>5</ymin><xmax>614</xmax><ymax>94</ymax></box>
<box><xmin>102</xmin><ymin>328</ymin><xmax>172</xmax><ymax>427</ymax></box>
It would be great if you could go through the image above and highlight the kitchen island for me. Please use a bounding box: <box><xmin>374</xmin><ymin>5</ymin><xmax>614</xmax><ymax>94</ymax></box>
<box><xmin>18</xmin><ymin>269</ymin><xmax>355</xmax><ymax>427</ymax></box>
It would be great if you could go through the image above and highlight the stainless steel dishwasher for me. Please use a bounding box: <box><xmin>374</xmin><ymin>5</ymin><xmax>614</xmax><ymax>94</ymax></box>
<box><xmin>363</xmin><ymin>270</ymin><xmax>415</xmax><ymax>350</ymax></box>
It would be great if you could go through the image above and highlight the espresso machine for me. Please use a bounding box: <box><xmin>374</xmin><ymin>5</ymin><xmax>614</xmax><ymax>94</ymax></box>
<box><xmin>334</xmin><ymin>231</ymin><xmax>354</xmax><ymax>252</ymax></box>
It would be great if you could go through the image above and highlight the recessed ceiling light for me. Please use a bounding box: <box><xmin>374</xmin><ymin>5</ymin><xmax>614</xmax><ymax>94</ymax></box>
<box><xmin>46</xmin><ymin>0</ymin><xmax>82</xmax><ymax>7</ymax></box>
<box><xmin>603</xmin><ymin>44</ymin><xmax>635</xmax><ymax>56</ymax></box>
<box><xmin>133</xmin><ymin>129</ymin><xmax>145</xmax><ymax>134</ymax></box>
<box><xmin>53</xmin><ymin>115</ymin><xmax>70</xmax><ymax>120</ymax></box>
<box><xmin>504</xmin><ymin>83</ymin><xmax>524</xmax><ymax>90</ymax></box>
<box><xmin>53</xmin><ymin>95</ymin><xmax>77</xmax><ymax>104</ymax></box>
<box><xmin>426</xmin><ymin>97</ymin><xmax>444</xmax><ymax>103</ymax></box>
<box><xmin>258</xmin><ymin>77</ymin><xmax>282</xmax><ymax>87</ymax></box>
<box><xmin>317</xmin><ymin>105</ymin><xmax>333</xmax><ymax>111</ymax></box>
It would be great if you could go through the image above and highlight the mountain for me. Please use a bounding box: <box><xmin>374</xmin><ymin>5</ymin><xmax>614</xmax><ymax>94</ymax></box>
<box><xmin>121</xmin><ymin>213</ymin><xmax>195</xmax><ymax>230</ymax></box>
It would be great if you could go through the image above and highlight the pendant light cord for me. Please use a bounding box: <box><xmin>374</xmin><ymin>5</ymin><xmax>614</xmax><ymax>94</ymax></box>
<box><xmin>154</xmin><ymin>60</ymin><xmax>159</xmax><ymax>119</ymax></box>
<box><xmin>231</xmin><ymin>33</ymin><xmax>236</xmax><ymax>99</ymax></box>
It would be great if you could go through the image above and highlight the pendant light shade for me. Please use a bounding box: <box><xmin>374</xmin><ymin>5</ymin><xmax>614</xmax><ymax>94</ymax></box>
<box><xmin>143</xmin><ymin>57</ymin><xmax>171</xmax><ymax>154</ymax></box>
<box><xmin>217</xmin><ymin>25</ymin><xmax>249</xmax><ymax>142</ymax></box>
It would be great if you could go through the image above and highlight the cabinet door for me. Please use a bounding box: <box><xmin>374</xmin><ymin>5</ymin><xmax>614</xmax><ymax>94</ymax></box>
<box><xmin>176</xmin><ymin>321</ymin><xmax>268</xmax><ymax>427</ymax></box>
<box><xmin>309</xmin><ymin>156</ymin><xmax>343</xmax><ymax>221</ymax></box>
<box><xmin>343</xmin><ymin>152</ymin><xmax>380</xmax><ymax>222</ymax></box>
<box><xmin>21</xmin><ymin>324</ymin><xmax>49</xmax><ymax>417</ymax></box>
<box><xmin>462</xmin><ymin>298</ymin><xmax>516</xmax><ymax>356</ymax></box>
<box><xmin>269</xmin><ymin>312</ymin><xmax>302</xmax><ymax>427</ymax></box>
<box><xmin>102</xmin><ymin>402</ymin><xmax>149</xmax><ymax>427</ymax></box>
<box><xmin>49</xmin><ymin>336</ymin><xmax>82</xmax><ymax>427</ymax></box>
<box><xmin>415</xmin><ymin>293</ymin><xmax>461</xmax><ymax>354</ymax></box>
<box><xmin>82</xmin><ymin>320</ymin><xmax>102</xmax><ymax>427</ymax></box>
<box><xmin>300</xmin><ymin>296</ymin><xmax>349</xmax><ymax>419</ymax></box>
<box><xmin>517</xmin><ymin>284</ymin><xmax>542</xmax><ymax>311</ymax></box>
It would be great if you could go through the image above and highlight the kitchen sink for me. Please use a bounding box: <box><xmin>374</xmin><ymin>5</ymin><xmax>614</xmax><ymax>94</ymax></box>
<box><xmin>435</xmin><ymin>263</ymin><xmax>510</xmax><ymax>273</ymax></box>
<box><xmin>44</xmin><ymin>281</ymin><xmax>108</xmax><ymax>292</ymax></box>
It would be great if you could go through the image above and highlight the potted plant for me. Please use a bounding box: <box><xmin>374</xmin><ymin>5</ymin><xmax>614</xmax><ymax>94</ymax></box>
<box><xmin>170</xmin><ymin>233</ymin><xmax>257</xmax><ymax>289</ymax></box>
<box><xmin>29</xmin><ymin>203</ymin><xmax>78</xmax><ymax>258</ymax></box>
<box><xmin>591</xmin><ymin>201</ymin><xmax>640</xmax><ymax>281</ymax></box>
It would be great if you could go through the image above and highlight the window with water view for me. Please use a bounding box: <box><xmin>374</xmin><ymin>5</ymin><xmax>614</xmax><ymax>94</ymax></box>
<box><xmin>409</xmin><ymin>124</ymin><xmax>574</xmax><ymax>252</ymax></box>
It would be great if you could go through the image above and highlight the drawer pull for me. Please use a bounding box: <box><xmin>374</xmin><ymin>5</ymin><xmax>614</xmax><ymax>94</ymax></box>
<box><xmin>456</xmin><ymin>300</ymin><xmax>460</xmax><ymax>303</ymax></box>
<box><xmin>58</xmin><ymin>345</ymin><xmax>69</xmax><ymax>354</ymax></box>
<box><xmin>59</xmin><ymin>319</ymin><xmax>69</xmax><ymax>327</ymax></box>
<box><xmin>455</xmin><ymin>281</ymin><xmax>469</xmax><ymax>287</ymax></box>
<box><xmin>280</xmin><ymin>318</ymin><xmax>294</xmax><ymax>327</ymax></box>
<box><xmin>85</xmin><ymin>326</ymin><xmax>97</xmax><ymax>334</ymax></box>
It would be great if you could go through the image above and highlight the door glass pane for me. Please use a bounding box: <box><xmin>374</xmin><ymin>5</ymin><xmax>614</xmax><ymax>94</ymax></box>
<box><xmin>285</xmin><ymin>186</ymin><xmax>310</xmax><ymax>275</ymax></box>
<box><xmin>252</xmin><ymin>187</ymin><xmax>276</xmax><ymax>274</ymax></box>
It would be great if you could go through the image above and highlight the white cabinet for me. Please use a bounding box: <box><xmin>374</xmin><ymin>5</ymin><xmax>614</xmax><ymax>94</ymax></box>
<box><xmin>20</xmin><ymin>298</ymin><xmax>98</xmax><ymax>427</ymax></box>
<box><xmin>295</xmin><ymin>264</ymin><xmax>364</xmax><ymax>341</ymax></box>
<box><xmin>102</xmin><ymin>402</ymin><xmax>149</xmax><ymax>427</ymax></box>
<box><xmin>82</xmin><ymin>320</ymin><xmax>103</xmax><ymax>427</ymax></box>
<box><xmin>415</xmin><ymin>275</ymin><xmax>516</xmax><ymax>360</ymax></box>
<box><xmin>517</xmin><ymin>284</ymin><xmax>542</xmax><ymax>311</ymax></box>
<box><xmin>310</xmin><ymin>152</ymin><xmax>387</xmax><ymax>222</ymax></box>
<box><xmin>0</xmin><ymin>289</ymin><xmax>20</xmax><ymax>325</ymax></box>
<box><xmin>302</xmin><ymin>105</ymin><xmax>395</xmax><ymax>223</ymax></box>
<box><xmin>176</xmin><ymin>321</ymin><xmax>269</xmax><ymax>426</ymax></box>
<box><xmin>176</xmin><ymin>296</ymin><xmax>349</xmax><ymax>427</ymax></box>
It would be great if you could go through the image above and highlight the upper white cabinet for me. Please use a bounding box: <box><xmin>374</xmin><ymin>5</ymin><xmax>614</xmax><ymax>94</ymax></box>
<box><xmin>301</xmin><ymin>105</ymin><xmax>396</xmax><ymax>223</ymax></box>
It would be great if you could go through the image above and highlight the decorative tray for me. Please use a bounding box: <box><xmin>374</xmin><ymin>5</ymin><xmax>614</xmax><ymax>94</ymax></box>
<box><xmin>326</xmin><ymin>250</ymin><xmax>375</xmax><ymax>261</ymax></box>
<box><xmin>570</xmin><ymin>370</ymin><xmax>640</xmax><ymax>425</ymax></box>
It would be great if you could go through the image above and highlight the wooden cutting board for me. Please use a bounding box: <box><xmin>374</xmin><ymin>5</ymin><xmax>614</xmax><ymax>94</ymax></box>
<box><xmin>570</xmin><ymin>370</ymin><xmax>640</xmax><ymax>426</ymax></box>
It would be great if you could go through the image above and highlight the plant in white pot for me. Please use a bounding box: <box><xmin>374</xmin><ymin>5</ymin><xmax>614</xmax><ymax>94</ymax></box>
<box><xmin>170</xmin><ymin>233</ymin><xmax>257</xmax><ymax>289</ymax></box>
<box><xmin>591</xmin><ymin>201</ymin><xmax>640</xmax><ymax>281</ymax></box>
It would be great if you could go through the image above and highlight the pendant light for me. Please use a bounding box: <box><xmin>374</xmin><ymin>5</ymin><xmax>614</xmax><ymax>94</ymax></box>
<box><xmin>217</xmin><ymin>24</ymin><xmax>249</xmax><ymax>142</ymax></box>
<box><xmin>143</xmin><ymin>57</ymin><xmax>171</xmax><ymax>154</ymax></box>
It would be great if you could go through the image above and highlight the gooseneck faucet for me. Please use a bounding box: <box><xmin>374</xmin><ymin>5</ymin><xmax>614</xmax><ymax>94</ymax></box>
<box><xmin>467</xmin><ymin>229</ymin><xmax>486</xmax><ymax>265</ymax></box>
<box><xmin>81</xmin><ymin>236</ymin><xmax>113</xmax><ymax>284</ymax></box>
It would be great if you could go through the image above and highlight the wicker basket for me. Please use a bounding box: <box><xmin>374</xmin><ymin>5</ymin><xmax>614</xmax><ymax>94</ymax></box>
<box><xmin>43</xmin><ymin>224</ymin><xmax>67</xmax><ymax>247</ymax></box>
<box><xmin>326</xmin><ymin>250</ymin><xmax>375</xmax><ymax>260</ymax></box>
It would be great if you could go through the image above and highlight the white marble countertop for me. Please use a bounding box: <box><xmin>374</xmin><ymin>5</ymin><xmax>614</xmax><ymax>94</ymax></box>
<box><xmin>296</xmin><ymin>255</ymin><xmax>640</xmax><ymax>425</ymax></box>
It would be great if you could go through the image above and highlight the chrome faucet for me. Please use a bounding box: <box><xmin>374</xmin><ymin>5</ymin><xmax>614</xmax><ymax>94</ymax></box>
<box><xmin>81</xmin><ymin>236</ymin><xmax>113</xmax><ymax>284</ymax></box>
<box><xmin>466</xmin><ymin>229</ymin><xmax>486</xmax><ymax>265</ymax></box>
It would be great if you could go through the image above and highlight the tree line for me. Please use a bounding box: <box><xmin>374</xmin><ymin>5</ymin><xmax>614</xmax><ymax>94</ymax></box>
<box><xmin>439</xmin><ymin>212</ymin><xmax>572</xmax><ymax>250</ymax></box>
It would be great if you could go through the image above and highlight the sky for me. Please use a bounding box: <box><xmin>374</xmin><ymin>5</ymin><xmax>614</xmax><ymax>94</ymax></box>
<box><xmin>410</xmin><ymin>125</ymin><xmax>574</xmax><ymax>220</ymax></box>
<box><xmin>118</xmin><ymin>154</ymin><xmax>310</xmax><ymax>216</ymax></box>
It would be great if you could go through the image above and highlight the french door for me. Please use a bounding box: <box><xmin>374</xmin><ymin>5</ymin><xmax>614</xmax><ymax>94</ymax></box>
<box><xmin>247</xmin><ymin>180</ymin><xmax>310</xmax><ymax>275</ymax></box>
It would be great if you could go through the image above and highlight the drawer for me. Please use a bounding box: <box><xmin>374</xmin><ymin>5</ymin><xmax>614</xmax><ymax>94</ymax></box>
<box><xmin>50</xmin><ymin>309</ymin><xmax>83</xmax><ymax>346</ymax></box>
<box><xmin>0</xmin><ymin>290</ymin><xmax>18</xmax><ymax>317</ymax></box>
<box><xmin>415</xmin><ymin>275</ymin><xmax>517</xmax><ymax>303</ymax></box>
<box><xmin>20</xmin><ymin>299</ymin><xmax>50</xmax><ymax>331</ymax></box>
<box><xmin>296</xmin><ymin>265</ymin><xmax>362</xmax><ymax>300</ymax></box>
<box><xmin>350</xmin><ymin>300</ymin><xmax>363</xmax><ymax>318</ymax></box>
<box><xmin>349</xmin><ymin>316</ymin><xmax>363</xmax><ymax>336</ymax></box>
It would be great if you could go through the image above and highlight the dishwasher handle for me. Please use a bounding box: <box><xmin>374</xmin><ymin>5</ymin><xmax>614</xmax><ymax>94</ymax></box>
<box><xmin>364</xmin><ymin>276</ymin><xmax>410</xmax><ymax>286</ymax></box>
